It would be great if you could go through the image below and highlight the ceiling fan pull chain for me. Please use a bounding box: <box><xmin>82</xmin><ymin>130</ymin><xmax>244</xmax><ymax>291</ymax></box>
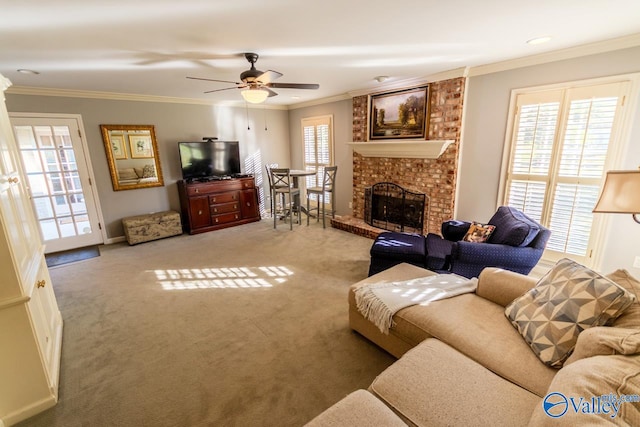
<box><xmin>245</xmin><ymin>101</ymin><xmax>251</xmax><ymax>130</ymax></box>
<box><xmin>264</xmin><ymin>106</ymin><xmax>268</xmax><ymax>131</ymax></box>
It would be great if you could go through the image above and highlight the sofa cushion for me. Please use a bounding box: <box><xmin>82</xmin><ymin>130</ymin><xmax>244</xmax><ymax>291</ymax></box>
<box><xmin>528</xmin><ymin>353</ymin><xmax>640</xmax><ymax>426</ymax></box>
<box><xmin>304</xmin><ymin>389</ymin><xmax>408</xmax><ymax>427</ymax></box>
<box><xmin>462</xmin><ymin>221</ymin><xmax>495</xmax><ymax>243</ymax></box>
<box><xmin>397</xmin><ymin>292</ymin><xmax>557</xmax><ymax>396</ymax></box>
<box><xmin>118</xmin><ymin>168</ymin><xmax>138</xmax><ymax>181</ymax></box>
<box><xmin>370</xmin><ymin>339</ymin><xmax>540</xmax><ymax>427</ymax></box>
<box><xmin>564</xmin><ymin>327</ymin><xmax>640</xmax><ymax>366</ymax></box>
<box><xmin>488</xmin><ymin>206</ymin><xmax>540</xmax><ymax>247</ymax></box>
<box><xmin>607</xmin><ymin>269</ymin><xmax>640</xmax><ymax>329</ymax></box>
<box><xmin>506</xmin><ymin>258</ymin><xmax>636</xmax><ymax>368</ymax></box>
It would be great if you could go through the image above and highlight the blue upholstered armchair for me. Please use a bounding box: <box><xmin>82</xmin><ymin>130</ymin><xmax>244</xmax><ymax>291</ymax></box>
<box><xmin>426</xmin><ymin>206</ymin><xmax>551</xmax><ymax>278</ymax></box>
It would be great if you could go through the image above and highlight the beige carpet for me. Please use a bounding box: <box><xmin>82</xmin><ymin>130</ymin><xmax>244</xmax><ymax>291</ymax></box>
<box><xmin>17</xmin><ymin>219</ymin><xmax>395</xmax><ymax>427</ymax></box>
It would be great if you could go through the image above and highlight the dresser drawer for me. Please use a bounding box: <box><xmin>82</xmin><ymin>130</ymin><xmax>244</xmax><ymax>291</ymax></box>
<box><xmin>209</xmin><ymin>191</ymin><xmax>239</xmax><ymax>204</ymax></box>
<box><xmin>211</xmin><ymin>212</ymin><xmax>241</xmax><ymax>225</ymax></box>
<box><xmin>210</xmin><ymin>201</ymin><xmax>239</xmax><ymax>215</ymax></box>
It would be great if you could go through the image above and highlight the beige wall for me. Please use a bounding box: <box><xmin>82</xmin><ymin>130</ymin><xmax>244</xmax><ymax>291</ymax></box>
<box><xmin>287</xmin><ymin>98</ymin><xmax>353</xmax><ymax>216</ymax></box>
<box><xmin>459</xmin><ymin>46</ymin><xmax>640</xmax><ymax>274</ymax></box>
<box><xmin>6</xmin><ymin>94</ymin><xmax>291</xmax><ymax>239</ymax></box>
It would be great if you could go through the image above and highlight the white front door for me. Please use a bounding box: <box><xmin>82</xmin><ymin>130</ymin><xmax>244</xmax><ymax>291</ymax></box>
<box><xmin>10</xmin><ymin>114</ymin><xmax>104</xmax><ymax>253</ymax></box>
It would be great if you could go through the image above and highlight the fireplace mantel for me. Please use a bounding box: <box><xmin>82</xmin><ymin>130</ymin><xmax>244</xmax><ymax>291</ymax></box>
<box><xmin>346</xmin><ymin>140</ymin><xmax>454</xmax><ymax>159</ymax></box>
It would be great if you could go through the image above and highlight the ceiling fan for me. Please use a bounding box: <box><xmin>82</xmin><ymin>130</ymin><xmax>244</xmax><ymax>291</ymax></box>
<box><xmin>187</xmin><ymin>53</ymin><xmax>319</xmax><ymax>103</ymax></box>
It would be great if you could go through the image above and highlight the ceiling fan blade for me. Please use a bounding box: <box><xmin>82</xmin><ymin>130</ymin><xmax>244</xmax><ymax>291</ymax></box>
<box><xmin>265</xmin><ymin>88</ymin><xmax>278</xmax><ymax>97</ymax></box>
<box><xmin>256</xmin><ymin>70</ymin><xmax>283</xmax><ymax>84</ymax></box>
<box><xmin>203</xmin><ymin>86</ymin><xmax>244</xmax><ymax>94</ymax></box>
<box><xmin>187</xmin><ymin>76</ymin><xmax>241</xmax><ymax>85</ymax></box>
<box><xmin>267</xmin><ymin>82</ymin><xmax>319</xmax><ymax>90</ymax></box>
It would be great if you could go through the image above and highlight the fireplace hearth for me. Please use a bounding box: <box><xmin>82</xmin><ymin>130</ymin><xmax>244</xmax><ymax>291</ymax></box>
<box><xmin>364</xmin><ymin>182</ymin><xmax>427</xmax><ymax>233</ymax></box>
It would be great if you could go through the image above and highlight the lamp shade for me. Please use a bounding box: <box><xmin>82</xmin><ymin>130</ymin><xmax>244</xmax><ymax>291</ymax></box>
<box><xmin>593</xmin><ymin>170</ymin><xmax>640</xmax><ymax>214</ymax></box>
<box><xmin>241</xmin><ymin>88</ymin><xmax>269</xmax><ymax>104</ymax></box>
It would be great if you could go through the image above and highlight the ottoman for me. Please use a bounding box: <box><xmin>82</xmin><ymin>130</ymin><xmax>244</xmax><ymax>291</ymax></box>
<box><xmin>122</xmin><ymin>210</ymin><xmax>182</xmax><ymax>245</ymax></box>
<box><xmin>368</xmin><ymin>232</ymin><xmax>426</xmax><ymax>276</ymax></box>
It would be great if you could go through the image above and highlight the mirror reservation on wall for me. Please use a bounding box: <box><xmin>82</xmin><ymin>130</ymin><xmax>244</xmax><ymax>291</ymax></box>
<box><xmin>100</xmin><ymin>124</ymin><xmax>164</xmax><ymax>191</ymax></box>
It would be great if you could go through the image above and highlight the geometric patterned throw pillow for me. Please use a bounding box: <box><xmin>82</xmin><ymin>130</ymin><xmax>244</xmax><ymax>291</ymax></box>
<box><xmin>505</xmin><ymin>258</ymin><xmax>636</xmax><ymax>368</ymax></box>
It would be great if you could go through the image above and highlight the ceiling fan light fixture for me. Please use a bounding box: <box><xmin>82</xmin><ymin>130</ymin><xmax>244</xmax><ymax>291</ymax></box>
<box><xmin>241</xmin><ymin>88</ymin><xmax>269</xmax><ymax>104</ymax></box>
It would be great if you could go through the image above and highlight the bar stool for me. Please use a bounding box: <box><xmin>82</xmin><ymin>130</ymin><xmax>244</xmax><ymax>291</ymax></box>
<box><xmin>306</xmin><ymin>166</ymin><xmax>337</xmax><ymax>228</ymax></box>
<box><xmin>271</xmin><ymin>168</ymin><xmax>300</xmax><ymax>230</ymax></box>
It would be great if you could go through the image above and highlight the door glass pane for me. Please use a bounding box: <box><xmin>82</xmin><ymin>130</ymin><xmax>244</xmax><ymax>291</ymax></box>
<box><xmin>70</xmin><ymin>193</ymin><xmax>87</xmax><ymax>215</ymax></box>
<box><xmin>14</xmin><ymin>126</ymin><xmax>37</xmax><ymax>148</ymax></box>
<box><xmin>40</xmin><ymin>219</ymin><xmax>59</xmax><ymax>240</ymax></box>
<box><xmin>21</xmin><ymin>150</ymin><xmax>43</xmax><ymax>173</ymax></box>
<box><xmin>40</xmin><ymin>150</ymin><xmax>60</xmax><ymax>172</ymax></box>
<box><xmin>75</xmin><ymin>215</ymin><xmax>92</xmax><ymax>235</ymax></box>
<box><xmin>52</xmin><ymin>194</ymin><xmax>71</xmax><ymax>216</ymax></box>
<box><xmin>34</xmin><ymin>126</ymin><xmax>55</xmax><ymax>148</ymax></box>
<box><xmin>53</xmin><ymin>126</ymin><xmax>72</xmax><ymax>147</ymax></box>
<box><xmin>33</xmin><ymin>196</ymin><xmax>54</xmax><ymax>219</ymax></box>
<box><xmin>27</xmin><ymin>173</ymin><xmax>48</xmax><ymax>196</ymax></box>
<box><xmin>61</xmin><ymin>149</ymin><xmax>77</xmax><ymax>170</ymax></box>
<box><xmin>58</xmin><ymin>217</ymin><xmax>76</xmax><ymax>237</ymax></box>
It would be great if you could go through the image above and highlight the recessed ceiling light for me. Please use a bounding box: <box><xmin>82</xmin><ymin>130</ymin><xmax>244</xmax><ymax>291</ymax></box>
<box><xmin>526</xmin><ymin>36</ymin><xmax>552</xmax><ymax>45</ymax></box>
<box><xmin>17</xmin><ymin>69</ymin><xmax>40</xmax><ymax>75</ymax></box>
<box><xmin>374</xmin><ymin>76</ymin><xmax>389</xmax><ymax>83</ymax></box>
<box><xmin>291</xmin><ymin>96</ymin><xmax>301</xmax><ymax>99</ymax></box>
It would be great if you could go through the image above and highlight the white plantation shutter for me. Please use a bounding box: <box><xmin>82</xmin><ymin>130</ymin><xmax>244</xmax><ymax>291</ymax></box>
<box><xmin>504</xmin><ymin>82</ymin><xmax>628</xmax><ymax>265</ymax></box>
<box><xmin>302</xmin><ymin>115</ymin><xmax>333</xmax><ymax>201</ymax></box>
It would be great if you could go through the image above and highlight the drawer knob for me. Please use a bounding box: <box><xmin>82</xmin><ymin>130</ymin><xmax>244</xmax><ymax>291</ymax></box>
<box><xmin>214</xmin><ymin>208</ymin><xmax>218</xmax><ymax>213</ymax></box>
<box><xmin>198</xmin><ymin>210</ymin><xmax>203</xmax><ymax>215</ymax></box>
<box><xmin>195</xmin><ymin>189</ymin><xmax>199</xmax><ymax>193</ymax></box>
<box><xmin>36</xmin><ymin>279</ymin><xmax>46</xmax><ymax>288</ymax></box>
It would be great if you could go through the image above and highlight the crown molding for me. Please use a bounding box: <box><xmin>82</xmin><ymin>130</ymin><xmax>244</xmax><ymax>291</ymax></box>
<box><xmin>286</xmin><ymin>93</ymin><xmax>351</xmax><ymax>110</ymax></box>
<box><xmin>468</xmin><ymin>33</ymin><xmax>640</xmax><ymax>77</ymax></box>
<box><xmin>347</xmin><ymin>67</ymin><xmax>468</xmax><ymax>98</ymax></box>
<box><xmin>5</xmin><ymin>86</ymin><xmax>288</xmax><ymax>110</ymax></box>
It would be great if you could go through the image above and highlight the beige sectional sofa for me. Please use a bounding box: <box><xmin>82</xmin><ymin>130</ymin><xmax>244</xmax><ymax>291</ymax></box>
<box><xmin>306</xmin><ymin>263</ymin><xmax>640</xmax><ymax>426</ymax></box>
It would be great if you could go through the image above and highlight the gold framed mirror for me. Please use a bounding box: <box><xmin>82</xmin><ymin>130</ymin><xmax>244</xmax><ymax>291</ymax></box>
<box><xmin>100</xmin><ymin>124</ymin><xmax>164</xmax><ymax>191</ymax></box>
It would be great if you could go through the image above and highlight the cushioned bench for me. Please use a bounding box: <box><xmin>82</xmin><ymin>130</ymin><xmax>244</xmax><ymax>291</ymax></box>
<box><xmin>122</xmin><ymin>210</ymin><xmax>182</xmax><ymax>245</ymax></box>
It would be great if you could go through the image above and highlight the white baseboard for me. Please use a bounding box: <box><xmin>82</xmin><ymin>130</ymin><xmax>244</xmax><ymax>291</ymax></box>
<box><xmin>1</xmin><ymin>395</ymin><xmax>57</xmax><ymax>426</ymax></box>
<box><xmin>105</xmin><ymin>236</ymin><xmax>126</xmax><ymax>245</ymax></box>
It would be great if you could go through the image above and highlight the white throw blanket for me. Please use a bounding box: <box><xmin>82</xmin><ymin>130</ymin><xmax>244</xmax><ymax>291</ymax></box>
<box><xmin>355</xmin><ymin>274</ymin><xmax>478</xmax><ymax>334</ymax></box>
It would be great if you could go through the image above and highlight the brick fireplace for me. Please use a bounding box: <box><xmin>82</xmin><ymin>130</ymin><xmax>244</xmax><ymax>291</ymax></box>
<box><xmin>334</xmin><ymin>77</ymin><xmax>465</xmax><ymax>237</ymax></box>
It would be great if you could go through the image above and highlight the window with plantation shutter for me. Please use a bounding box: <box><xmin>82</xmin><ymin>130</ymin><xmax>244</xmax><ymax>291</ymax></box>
<box><xmin>503</xmin><ymin>81</ymin><xmax>629</xmax><ymax>265</ymax></box>
<box><xmin>301</xmin><ymin>115</ymin><xmax>333</xmax><ymax>202</ymax></box>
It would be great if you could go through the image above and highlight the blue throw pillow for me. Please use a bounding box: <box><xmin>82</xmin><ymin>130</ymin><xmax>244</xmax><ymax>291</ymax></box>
<box><xmin>487</xmin><ymin>206</ymin><xmax>540</xmax><ymax>247</ymax></box>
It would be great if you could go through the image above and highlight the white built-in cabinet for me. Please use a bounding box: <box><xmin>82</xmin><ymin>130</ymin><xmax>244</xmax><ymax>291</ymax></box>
<box><xmin>0</xmin><ymin>75</ymin><xmax>63</xmax><ymax>426</ymax></box>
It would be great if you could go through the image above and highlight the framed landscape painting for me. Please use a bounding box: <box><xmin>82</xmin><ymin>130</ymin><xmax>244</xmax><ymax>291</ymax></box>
<box><xmin>369</xmin><ymin>86</ymin><xmax>429</xmax><ymax>140</ymax></box>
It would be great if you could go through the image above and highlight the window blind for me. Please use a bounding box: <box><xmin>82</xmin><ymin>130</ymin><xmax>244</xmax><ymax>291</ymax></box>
<box><xmin>505</xmin><ymin>82</ymin><xmax>627</xmax><ymax>264</ymax></box>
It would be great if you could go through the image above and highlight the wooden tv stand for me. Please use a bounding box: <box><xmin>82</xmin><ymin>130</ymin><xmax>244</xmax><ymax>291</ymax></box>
<box><xmin>177</xmin><ymin>177</ymin><xmax>261</xmax><ymax>234</ymax></box>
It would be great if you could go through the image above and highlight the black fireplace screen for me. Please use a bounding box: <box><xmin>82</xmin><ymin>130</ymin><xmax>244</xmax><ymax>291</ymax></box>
<box><xmin>364</xmin><ymin>182</ymin><xmax>427</xmax><ymax>233</ymax></box>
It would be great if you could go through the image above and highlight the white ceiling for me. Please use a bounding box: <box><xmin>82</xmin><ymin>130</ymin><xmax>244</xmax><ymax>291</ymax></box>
<box><xmin>3</xmin><ymin>0</ymin><xmax>640</xmax><ymax>107</ymax></box>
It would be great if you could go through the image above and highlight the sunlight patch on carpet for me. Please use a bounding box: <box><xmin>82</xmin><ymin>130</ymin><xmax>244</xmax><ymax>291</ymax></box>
<box><xmin>153</xmin><ymin>266</ymin><xmax>294</xmax><ymax>290</ymax></box>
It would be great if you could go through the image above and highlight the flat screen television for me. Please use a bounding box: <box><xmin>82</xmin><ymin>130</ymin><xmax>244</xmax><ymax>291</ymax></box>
<box><xmin>178</xmin><ymin>140</ymin><xmax>241</xmax><ymax>180</ymax></box>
